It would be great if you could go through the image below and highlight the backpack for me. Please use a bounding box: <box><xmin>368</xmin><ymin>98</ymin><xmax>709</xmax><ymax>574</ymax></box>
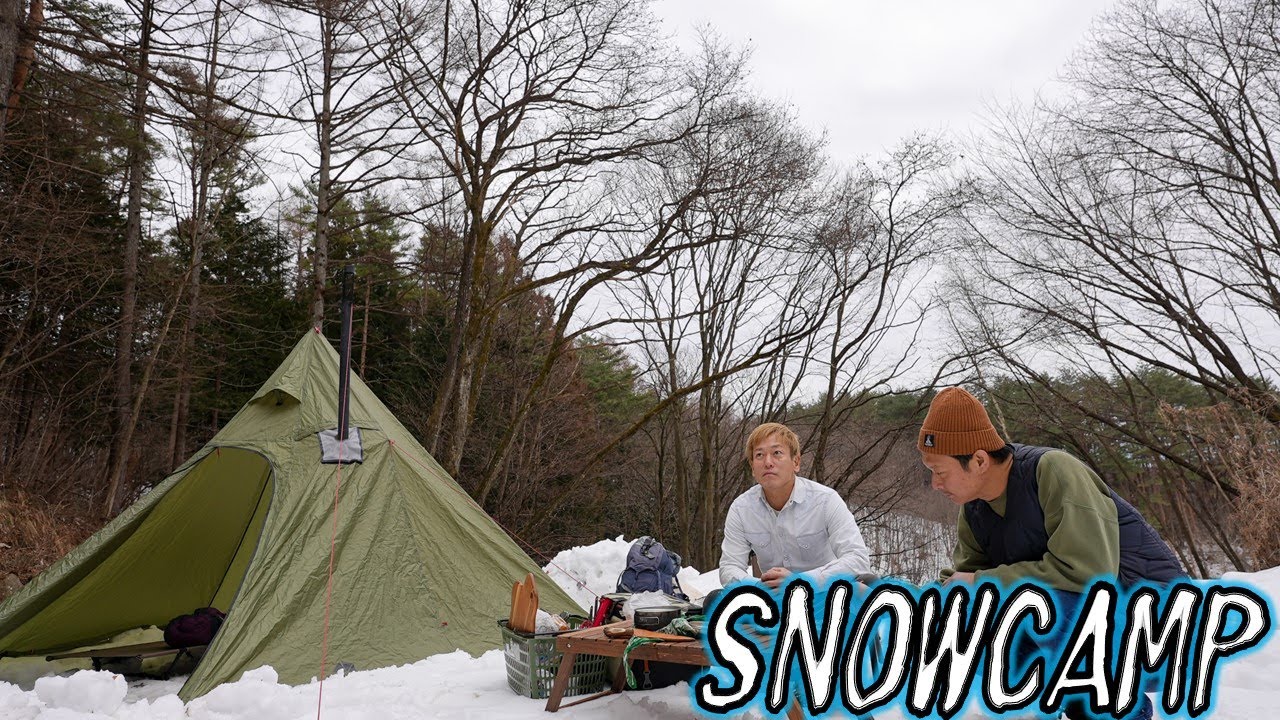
<box><xmin>163</xmin><ymin>607</ymin><xmax>226</xmax><ymax>648</ymax></box>
<box><xmin>616</xmin><ymin>536</ymin><xmax>686</xmax><ymax>599</ymax></box>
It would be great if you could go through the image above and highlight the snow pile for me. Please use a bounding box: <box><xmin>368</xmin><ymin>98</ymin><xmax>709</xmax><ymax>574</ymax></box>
<box><xmin>0</xmin><ymin>681</ymin><xmax>41</xmax><ymax>720</ymax></box>
<box><xmin>540</xmin><ymin>535</ymin><xmax>632</xmax><ymax>609</ymax></box>
<box><xmin>34</xmin><ymin>671</ymin><xmax>127</xmax><ymax>714</ymax></box>
<box><xmin>0</xmin><ymin>671</ymin><xmax>179</xmax><ymax>720</ymax></box>
<box><xmin>0</xmin><ymin>537</ymin><xmax>1274</xmax><ymax>719</ymax></box>
<box><xmin>1213</xmin><ymin>565</ymin><xmax>1280</xmax><ymax>715</ymax></box>
<box><xmin>541</xmin><ymin>535</ymin><xmax>720</xmax><ymax>609</ymax></box>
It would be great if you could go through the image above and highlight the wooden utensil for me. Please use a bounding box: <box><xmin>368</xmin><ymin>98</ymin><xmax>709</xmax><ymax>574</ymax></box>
<box><xmin>509</xmin><ymin>575</ymin><xmax>539</xmax><ymax>633</ymax></box>
<box><xmin>522</xmin><ymin>572</ymin><xmax>539</xmax><ymax>633</ymax></box>
<box><xmin>507</xmin><ymin>573</ymin><xmax>540</xmax><ymax>634</ymax></box>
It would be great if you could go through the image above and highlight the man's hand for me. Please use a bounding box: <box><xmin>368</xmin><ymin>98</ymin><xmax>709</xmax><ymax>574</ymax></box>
<box><xmin>944</xmin><ymin>571</ymin><xmax>976</xmax><ymax>585</ymax></box>
<box><xmin>761</xmin><ymin>567</ymin><xmax>792</xmax><ymax>589</ymax></box>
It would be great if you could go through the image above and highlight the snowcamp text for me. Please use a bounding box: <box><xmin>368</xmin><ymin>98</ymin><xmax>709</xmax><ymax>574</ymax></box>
<box><xmin>694</xmin><ymin>578</ymin><xmax>1273</xmax><ymax>718</ymax></box>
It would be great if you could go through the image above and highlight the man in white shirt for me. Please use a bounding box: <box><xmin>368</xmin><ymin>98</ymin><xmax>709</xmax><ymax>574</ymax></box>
<box><xmin>718</xmin><ymin>423</ymin><xmax>871</xmax><ymax>588</ymax></box>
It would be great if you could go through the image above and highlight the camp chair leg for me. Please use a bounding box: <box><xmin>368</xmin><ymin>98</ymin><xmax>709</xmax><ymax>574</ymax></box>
<box><xmin>543</xmin><ymin>651</ymin><xmax>579</xmax><ymax>712</ymax></box>
<box><xmin>162</xmin><ymin>648</ymin><xmax>190</xmax><ymax>678</ymax></box>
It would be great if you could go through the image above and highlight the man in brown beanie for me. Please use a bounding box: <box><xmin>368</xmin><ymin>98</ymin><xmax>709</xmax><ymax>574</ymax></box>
<box><xmin>919</xmin><ymin>386</ymin><xmax>1182</xmax><ymax>591</ymax></box>
<box><xmin>919</xmin><ymin>387</ymin><xmax>1182</xmax><ymax>720</ymax></box>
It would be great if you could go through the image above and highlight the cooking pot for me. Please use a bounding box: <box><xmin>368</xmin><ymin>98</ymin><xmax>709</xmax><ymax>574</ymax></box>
<box><xmin>633</xmin><ymin>606</ymin><xmax>681</xmax><ymax>631</ymax></box>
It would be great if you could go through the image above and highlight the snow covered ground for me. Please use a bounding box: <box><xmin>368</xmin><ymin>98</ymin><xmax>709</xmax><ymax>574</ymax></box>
<box><xmin>0</xmin><ymin>537</ymin><xmax>1276</xmax><ymax>719</ymax></box>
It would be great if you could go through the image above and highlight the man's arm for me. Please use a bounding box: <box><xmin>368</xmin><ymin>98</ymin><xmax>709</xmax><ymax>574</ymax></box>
<box><xmin>808</xmin><ymin>493</ymin><xmax>871</xmax><ymax>583</ymax></box>
<box><xmin>974</xmin><ymin>451</ymin><xmax>1120</xmax><ymax>592</ymax></box>
<box><xmin>941</xmin><ymin>510</ymin><xmax>991</xmax><ymax>582</ymax></box>
<box><xmin>718</xmin><ymin>501</ymin><xmax>752</xmax><ymax>585</ymax></box>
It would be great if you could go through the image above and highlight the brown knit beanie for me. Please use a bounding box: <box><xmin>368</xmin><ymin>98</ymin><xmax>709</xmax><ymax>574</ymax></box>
<box><xmin>918</xmin><ymin>387</ymin><xmax>1006</xmax><ymax>455</ymax></box>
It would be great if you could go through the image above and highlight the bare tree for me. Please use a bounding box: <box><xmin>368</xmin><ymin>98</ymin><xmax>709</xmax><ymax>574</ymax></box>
<box><xmin>155</xmin><ymin>0</ymin><xmax>267</xmax><ymax>467</ymax></box>
<box><xmin>262</xmin><ymin>0</ymin><xmax>409</xmax><ymax>326</ymax></box>
<box><xmin>0</xmin><ymin>8</ymin><xmax>133</xmax><ymax>501</ymax></box>
<box><xmin>947</xmin><ymin>0</ymin><xmax>1280</xmax><ymax>571</ymax></box>
<box><xmin>0</xmin><ymin>1</ymin><xmax>16</xmax><ymax>131</ymax></box>
<box><xmin>2</xmin><ymin>0</ymin><xmax>45</xmax><ymax>143</ymax></box>
<box><xmin>382</xmin><ymin>2</ymin><xmax>747</xmax><ymax>477</ymax></box>
<box><xmin>948</xmin><ymin>0</ymin><xmax>1280</xmax><ymax>564</ymax></box>
<box><xmin>592</xmin><ymin>127</ymin><xmax>966</xmax><ymax>567</ymax></box>
<box><xmin>959</xmin><ymin>0</ymin><xmax>1280</xmax><ymax>424</ymax></box>
<box><xmin>614</xmin><ymin>98</ymin><xmax>830</xmax><ymax>566</ymax></box>
<box><xmin>802</xmin><ymin>137</ymin><xmax>966</xmax><ymax>496</ymax></box>
<box><xmin>103</xmin><ymin>0</ymin><xmax>155</xmax><ymax>517</ymax></box>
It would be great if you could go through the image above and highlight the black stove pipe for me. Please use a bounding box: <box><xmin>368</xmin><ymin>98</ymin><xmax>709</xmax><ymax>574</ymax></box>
<box><xmin>337</xmin><ymin>264</ymin><xmax>355</xmax><ymax>440</ymax></box>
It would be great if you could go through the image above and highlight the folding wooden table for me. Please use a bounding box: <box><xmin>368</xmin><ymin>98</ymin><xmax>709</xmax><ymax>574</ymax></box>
<box><xmin>543</xmin><ymin>621</ymin><xmax>802</xmax><ymax>720</ymax></box>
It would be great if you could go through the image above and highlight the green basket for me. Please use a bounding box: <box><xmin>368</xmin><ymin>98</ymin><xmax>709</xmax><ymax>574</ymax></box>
<box><xmin>498</xmin><ymin>616</ymin><xmax>608</xmax><ymax>699</ymax></box>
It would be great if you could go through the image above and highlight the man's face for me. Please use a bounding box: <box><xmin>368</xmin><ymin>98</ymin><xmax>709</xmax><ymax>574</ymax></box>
<box><xmin>750</xmin><ymin>434</ymin><xmax>801</xmax><ymax>493</ymax></box>
<box><xmin>921</xmin><ymin>452</ymin><xmax>984</xmax><ymax>505</ymax></box>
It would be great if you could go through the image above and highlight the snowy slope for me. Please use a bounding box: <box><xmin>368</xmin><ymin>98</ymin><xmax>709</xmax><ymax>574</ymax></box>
<box><xmin>0</xmin><ymin>537</ymin><xmax>1275</xmax><ymax>719</ymax></box>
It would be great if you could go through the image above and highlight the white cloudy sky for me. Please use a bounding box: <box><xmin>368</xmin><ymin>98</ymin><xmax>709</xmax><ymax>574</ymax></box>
<box><xmin>652</xmin><ymin>0</ymin><xmax>1119</xmax><ymax>162</ymax></box>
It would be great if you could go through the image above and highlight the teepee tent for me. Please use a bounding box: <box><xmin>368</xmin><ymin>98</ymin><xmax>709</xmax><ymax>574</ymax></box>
<box><xmin>0</xmin><ymin>330</ymin><xmax>582</xmax><ymax>700</ymax></box>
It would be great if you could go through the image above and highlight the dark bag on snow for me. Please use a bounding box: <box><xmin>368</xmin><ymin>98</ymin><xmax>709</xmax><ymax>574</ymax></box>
<box><xmin>163</xmin><ymin>607</ymin><xmax>226</xmax><ymax>648</ymax></box>
<box><xmin>616</xmin><ymin>536</ymin><xmax>686</xmax><ymax>600</ymax></box>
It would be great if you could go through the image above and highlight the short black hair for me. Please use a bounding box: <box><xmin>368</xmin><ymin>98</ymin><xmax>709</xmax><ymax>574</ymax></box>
<box><xmin>951</xmin><ymin>444</ymin><xmax>1014</xmax><ymax>471</ymax></box>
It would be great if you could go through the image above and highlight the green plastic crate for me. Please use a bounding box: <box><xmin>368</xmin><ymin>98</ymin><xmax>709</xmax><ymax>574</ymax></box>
<box><xmin>498</xmin><ymin>616</ymin><xmax>608</xmax><ymax>699</ymax></box>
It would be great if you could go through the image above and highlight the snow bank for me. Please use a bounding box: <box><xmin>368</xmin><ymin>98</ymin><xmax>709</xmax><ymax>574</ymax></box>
<box><xmin>0</xmin><ymin>538</ymin><xmax>1274</xmax><ymax>719</ymax></box>
<box><xmin>540</xmin><ymin>535</ymin><xmax>632</xmax><ymax>609</ymax></box>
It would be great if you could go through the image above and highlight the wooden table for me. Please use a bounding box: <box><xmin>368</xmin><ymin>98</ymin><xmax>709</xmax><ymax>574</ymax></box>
<box><xmin>543</xmin><ymin>621</ymin><xmax>802</xmax><ymax>719</ymax></box>
<box><xmin>544</xmin><ymin>621</ymin><xmax>706</xmax><ymax>712</ymax></box>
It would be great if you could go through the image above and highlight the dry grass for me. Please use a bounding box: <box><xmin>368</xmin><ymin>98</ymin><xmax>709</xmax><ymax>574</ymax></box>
<box><xmin>1161</xmin><ymin>400</ymin><xmax>1280</xmax><ymax>570</ymax></box>
<box><xmin>0</xmin><ymin>489</ymin><xmax>99</xmax><ymax>582</ymax></box>
<box><xmin>1233</xmin><ymin>451</ymin><xmax>1280</xmax><ymax>569</ymax></box>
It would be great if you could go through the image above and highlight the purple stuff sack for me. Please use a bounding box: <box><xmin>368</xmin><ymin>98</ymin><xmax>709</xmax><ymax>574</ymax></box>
<box><xmin>163</xmin><ymin>607</ymin><xmax>225</xmax><ymax>648</ymax></box>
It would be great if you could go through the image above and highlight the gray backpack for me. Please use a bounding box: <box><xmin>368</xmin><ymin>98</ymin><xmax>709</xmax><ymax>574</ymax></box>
<box><xmin>616</xmin><ymin>536</ymin><xmax>686</xmax><ymax>599</ymax></box>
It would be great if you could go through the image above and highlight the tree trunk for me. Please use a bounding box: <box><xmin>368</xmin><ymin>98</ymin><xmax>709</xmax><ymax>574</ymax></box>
<box><xmin>169</xmin><ymin>0</ymin><xmax>222</xmax><ymax>469</ymax></box>
<box><xmin>811</xmin><ymin>294</ymin><xmax>848</xmax><ymax>484</ymax></box>
<box><xmin>166</xmin><ymin>380</ymin><xmax>182</xmax><ymax>469</ymax></box>
<box><xmin>211</xmin><ymin>369</ymin><xmax>220</xmax><ymax>432</ymax></box>
<box><xmin>1166</xmin><ymin>485</ymin><xmax>1209</xmax><ymax>578</ymax></box>
<box><xmin>104</xmin><ymin>0</ymin><xmax>153</xmax><ymax>518</ymax></box>
<box><xmin>111</xmin><ymin>275</ymin><xmax>189</xmax><ymax>512</ymax></box>
<box><xmin>652</xmin><ymin>426</ymin><xmax>667</xmax><ymax>540</ymax></box>
<box><xmin>3</xmin><ymin>0</ymin><xmax>41</xmax><ymax>135</ymax></box>
<box><xmin>453</xmin><ymin>311</ymin><xmax>498</xmax><ymax>485</ymax></box>
<box><xmin>0</xmin><ymin>0</ymin><xmax>21</xmax><ymax>142</ymax></box>
<box><xmin>441</xmin><ymin>347</ymin><xmax>473</xmax><ymax>477</ymax></box>
<box><xmin>695</xmin><ymin>377</ymin><xmax>719</xmax><ymax>570</ymax></box>
<box><xmin>169</xmin><ymin>234</ymin><xmax>201</xmax><ymax>468</ymax></box>
<box><xmin>671</xmin><ymin>400</ymin><xmax>690</xmax><ymax>564</ymax></box>
<box><xmin>309</xmin><ymin>6</ymin><xmax>334</xmax><ymax>328</ymax></box>
<box><xmin>359</xmin><ymin>275</ymin><xmax>370</xmax><ymax>375</ymax></box>
<box><xmin>423</xmin><ymin>208</ymin><xmax>486</xmax><ymax>455</ymax></box>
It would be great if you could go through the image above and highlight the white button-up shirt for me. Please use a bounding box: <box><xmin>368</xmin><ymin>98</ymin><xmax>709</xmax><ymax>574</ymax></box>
<box><xmin>718</xmin><ymin>475</ymin><xmax>871</xmax><ymax>585</ymax></box>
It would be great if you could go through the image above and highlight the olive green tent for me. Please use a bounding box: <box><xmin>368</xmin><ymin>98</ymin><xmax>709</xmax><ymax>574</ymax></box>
<box><xmin>0</xmin><ymin>330</ymin><xmax>581</xmax><ymax>700</ymax></box>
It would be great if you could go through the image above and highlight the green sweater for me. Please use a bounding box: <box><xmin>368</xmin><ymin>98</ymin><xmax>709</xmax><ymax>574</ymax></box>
<box><xmin>941</xmin><ymin>450</ymin><xmax>1120</xmax><ymax>592</ymax></box>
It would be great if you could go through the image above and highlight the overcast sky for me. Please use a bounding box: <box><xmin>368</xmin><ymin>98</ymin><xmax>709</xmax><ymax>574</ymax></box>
<box><xmin>651</xmin><ymin>0</ymin><xmax>1119</xmax><ymax>163</ymax></box>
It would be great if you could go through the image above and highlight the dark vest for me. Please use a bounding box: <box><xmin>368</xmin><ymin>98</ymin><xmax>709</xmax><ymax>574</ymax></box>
<box><xmin>964</xmin><ymin>444</ymin><xmax>1184</xmax><ymax>586</ymax></box>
